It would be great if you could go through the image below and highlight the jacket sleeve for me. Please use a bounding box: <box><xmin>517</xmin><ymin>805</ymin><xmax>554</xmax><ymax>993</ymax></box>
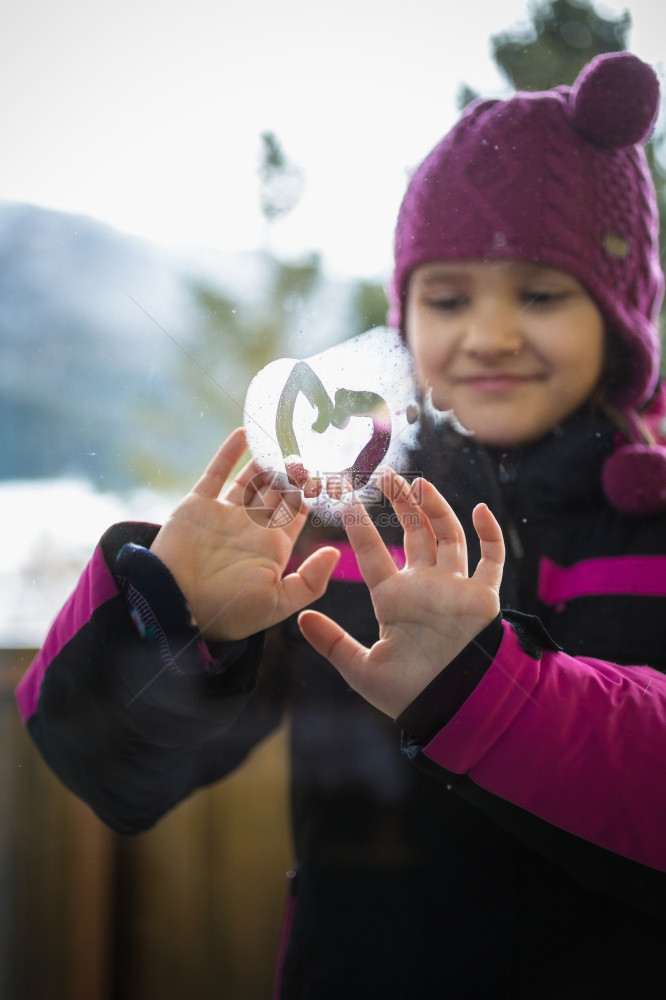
<box><xmin>397</xmin><ymin>610</ymin><xmax>666</xmax><ymax>920</ymax></box>
<box><xmin>15</xmin><ymin>523</ymin><xmax>284</xmax><ymax>835</ymax></box>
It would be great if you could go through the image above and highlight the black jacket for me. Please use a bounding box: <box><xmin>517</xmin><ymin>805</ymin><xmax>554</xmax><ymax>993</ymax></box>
<box><xmin>17</xmin><ymin>410</ymin><xmax>666</xmax><ymax>998</ymax></box>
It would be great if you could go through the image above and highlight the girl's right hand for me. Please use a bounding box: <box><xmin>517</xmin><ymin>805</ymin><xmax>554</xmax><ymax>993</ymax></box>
<box><xmin>149</xmin><ymin>428</ymin><xmax>340</xmax><ymax>642</ymax></box>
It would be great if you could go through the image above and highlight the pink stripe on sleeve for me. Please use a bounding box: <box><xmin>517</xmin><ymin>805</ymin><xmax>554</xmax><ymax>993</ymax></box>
<box><xmin>423</xmin><ymin>622</ymin><xmax>541</xmax><ymax>774</ymax></box>
<box><xmin>287</xmin><ymin>541</ymin><xmax>405</xmax><ymax>582</ymax></box>
<box><xmin>538</xmin><ymin>554</ymin><xmax>666</xmax><ymax>605</ymax></box>
<box><xmin>15</xmin><ymin>544</ymin><xmax>119</xmax><ymax>722</ymax></box>
<box><xmin>423</xmin><ymin>620</ymin><xmax>666</xmax><ymax>871</ymax></box>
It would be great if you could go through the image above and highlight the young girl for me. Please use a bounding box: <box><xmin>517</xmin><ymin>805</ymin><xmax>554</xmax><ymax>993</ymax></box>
<box><xmin>17</xmin><ymin>52</ymin><xmax>666</xmax><ymax>997</ymax></box>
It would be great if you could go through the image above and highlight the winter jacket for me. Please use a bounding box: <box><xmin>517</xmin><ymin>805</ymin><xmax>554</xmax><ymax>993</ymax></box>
<box><xmin>16</xmin><ymin>408</ymin><xmax>666</xmax><ymax>999</ymax></box>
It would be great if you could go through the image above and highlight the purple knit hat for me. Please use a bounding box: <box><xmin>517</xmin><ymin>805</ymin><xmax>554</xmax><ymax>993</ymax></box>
<box><xmin>391</xmin><ymin>52</ymin><xmax>663</xmax><ymax>413</ymax></box>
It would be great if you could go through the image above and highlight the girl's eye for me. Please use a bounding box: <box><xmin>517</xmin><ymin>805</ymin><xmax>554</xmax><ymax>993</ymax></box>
<box><xmin>523</xmin><ymin>289</ymin><xmax>568</xmax><ymax>307</ymax></box>
<box><xmin>426</xmin><ymin>295</ymin><xmax>468</xmax><ymax>312</ymax></box>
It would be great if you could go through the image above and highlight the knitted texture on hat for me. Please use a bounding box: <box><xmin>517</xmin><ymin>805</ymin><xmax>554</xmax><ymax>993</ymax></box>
<box><xmin>391</xmin><ymin>52</ymin><xmax>663</xmax><ymax>411</ymax></box>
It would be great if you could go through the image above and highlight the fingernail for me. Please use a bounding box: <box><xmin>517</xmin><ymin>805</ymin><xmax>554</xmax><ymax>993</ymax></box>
<box><xmin>303</xmin><ymin>476</ymin><xmax>323</xmax><ymax>498</ymax></box>
<box><xmin>285</xmin><ymin>461</ymin><xmax>310</xmax><ymax>490</ymax></box>
<box><xmin>326</xmin><ymin>475</ymin><xmax>343</xmax><ymax>500</ymax></box>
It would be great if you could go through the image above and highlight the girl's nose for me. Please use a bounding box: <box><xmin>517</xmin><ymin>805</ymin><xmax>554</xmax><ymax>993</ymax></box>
<box><xmin>461</xmin><ymin>302</ymin><xmax>524</xmax><ymax>357</ymax></box>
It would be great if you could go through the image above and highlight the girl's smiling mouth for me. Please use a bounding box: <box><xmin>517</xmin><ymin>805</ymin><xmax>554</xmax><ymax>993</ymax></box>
<box><xmin>452</xmin><ymin>372</ymin><xmax>546</xmax><ymax>392</ymax></box>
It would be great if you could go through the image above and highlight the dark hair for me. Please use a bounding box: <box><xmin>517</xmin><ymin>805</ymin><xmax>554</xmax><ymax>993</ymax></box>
<box><xmin>596</xmin><ymin>328</ymin><xmax>638</xmax><ymax>409</ymax></box>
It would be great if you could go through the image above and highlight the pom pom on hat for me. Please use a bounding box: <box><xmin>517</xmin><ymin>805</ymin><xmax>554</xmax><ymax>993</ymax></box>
<box><xmin>602</xmin><ymin>444</ymin><xmax>666</xmax><ymax>516</ymax></box>
<box><xmin>601</xmin><ymin>394</ymin><xmax>666</xmax><ymax>517</ymax></box>
<box><xmin>570</xmin><ymin>52</ymin><xmax>660</xmax><ymax>149</ymax></box>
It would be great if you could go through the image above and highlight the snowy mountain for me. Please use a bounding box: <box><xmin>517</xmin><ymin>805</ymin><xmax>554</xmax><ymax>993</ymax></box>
<box><xmin>0</xmin><ymin>201</ymin><xmax>360</xmax><ymax>491</ymax></box>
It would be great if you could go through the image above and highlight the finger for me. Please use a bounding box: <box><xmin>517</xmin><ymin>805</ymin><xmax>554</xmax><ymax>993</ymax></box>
<box><xmin>285</xmin><ymin>460</ymin><xmax>323</xmax><ymax>497</ymax></box>
<box><xmin>275</xmin><ymin>546</ymin><xmax>340</xmax><ymax>618</ymax></box>
<box><xmin>376</xmin><ymin>470</ymin><xmax>437</xmax><ymax>567</ymax></box>
<box><xmin>471</xmin><ymin>503</ymin><xmax>505</xmax><ymax>591</ymax></box>
<box><xmin>298</xmin><ymin>609</ymin><xmax>367</xmax><ymax>682</ymax></box>
<box><xmin>340</xmin><ymin>498</ymin><xmax>399</xmax><ymax>589</ymax></box>
<box><xmin>224</xmin><ymin>457</ymin><xmax>281</xmax><ymax>504</ymax></box>
<box><xmin>191</xmin><ymin>428</ymin><xmax>248</xmax><ymax>500</ymax></box>
<box><xmin>226</xmin><ymin>463</ymin><xmax>306</xmax><ymax>537</ymax></box>
<box><xmin>415</xmin><ymin>478</ymin><xmax>468</xmax><ymax>576</ymax></box>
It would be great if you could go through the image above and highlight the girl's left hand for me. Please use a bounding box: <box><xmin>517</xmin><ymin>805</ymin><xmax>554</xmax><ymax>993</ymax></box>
<box><xmin>298</xmin><ymin>470</ymin><xmax>505</xmax><ymax>719</ymax></box>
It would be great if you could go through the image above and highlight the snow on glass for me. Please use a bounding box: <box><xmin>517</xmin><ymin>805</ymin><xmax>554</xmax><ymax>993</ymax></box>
<box><xmin>243</xmin><ymin>327</ymin><xmax>420</xmax><ymax>510</ymax></box>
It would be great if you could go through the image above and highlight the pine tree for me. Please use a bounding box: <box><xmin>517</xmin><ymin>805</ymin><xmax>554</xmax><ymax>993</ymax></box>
<box><xmin>258</xmin><ymin>131</ymin><xmax>305</xmax><ymax>225</ymax></box>
<box><xmin>491</xmin><ymin>0</ymin><xmax>629</xmax><ymax>91</ymax></box>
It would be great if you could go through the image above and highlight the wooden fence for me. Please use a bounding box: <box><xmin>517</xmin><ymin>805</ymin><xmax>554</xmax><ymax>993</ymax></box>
<box><xmin>1</xmin><ymin>649</ymin><xmax>292</xmax><ymax>1000</ymax></box>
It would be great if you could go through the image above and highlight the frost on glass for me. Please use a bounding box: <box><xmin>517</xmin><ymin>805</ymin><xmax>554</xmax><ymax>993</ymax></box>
<box><xmin>243</xmin><ymin>327</ymin><xmax>420</xmax><ymax>508</ymax></box>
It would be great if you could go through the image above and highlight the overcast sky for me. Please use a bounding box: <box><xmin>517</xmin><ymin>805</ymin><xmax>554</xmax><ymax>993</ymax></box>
<box><xmin>2</xmin><ymin>0</ymin><xmax>665</xmax><ymax>279</ymax></box>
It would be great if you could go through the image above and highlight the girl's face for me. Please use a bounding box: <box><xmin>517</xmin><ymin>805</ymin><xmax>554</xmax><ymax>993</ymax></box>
<box><xmin>405</xmin><ymin>260</ymin><xmax>606</xmax><ymax>448</ymax></box>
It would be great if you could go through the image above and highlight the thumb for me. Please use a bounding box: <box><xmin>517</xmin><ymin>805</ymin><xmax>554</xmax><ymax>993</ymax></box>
<box><xmin>276</xmin><ymin>547</ymin><xmax>341</xmax><ymax>621</ymax></box>
<box><xmin>471</xmin><ymin>503</ymin><xmax>505</xmax><ymax>591</ymax></box>
<box><xmin>298</xmin><ymin>610</ymin><xmax>367</xmax><ymax>678</ymax></box>
<box><xmin>294</xmin><ymin>546</ymin><xmax>341</xmax><ymax>598</ymax></box>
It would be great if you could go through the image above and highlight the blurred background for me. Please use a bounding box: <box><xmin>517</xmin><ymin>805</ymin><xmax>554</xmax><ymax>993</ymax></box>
<box><xmin>1</xmin><ymin>1</ymin><xmax>665</xmax><ymax>997</ymax></box>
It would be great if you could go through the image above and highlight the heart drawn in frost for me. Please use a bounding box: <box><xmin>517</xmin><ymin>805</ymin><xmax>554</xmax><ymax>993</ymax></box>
<box><xmin>275</xmin><ymin>360</ymin><xmax>391</xmax><ymax>494</ymax></box>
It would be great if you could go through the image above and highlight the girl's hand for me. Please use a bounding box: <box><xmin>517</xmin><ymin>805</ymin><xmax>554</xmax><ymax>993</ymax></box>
<box><xmin>298</xmin><ymin>470</ymin><xmax>504</xmax><ymax>718</ymax></box>
<box><xmin>150</xmin><ymin>428</ymin><xmax>340</xmax><ymax>641</ymax></box>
